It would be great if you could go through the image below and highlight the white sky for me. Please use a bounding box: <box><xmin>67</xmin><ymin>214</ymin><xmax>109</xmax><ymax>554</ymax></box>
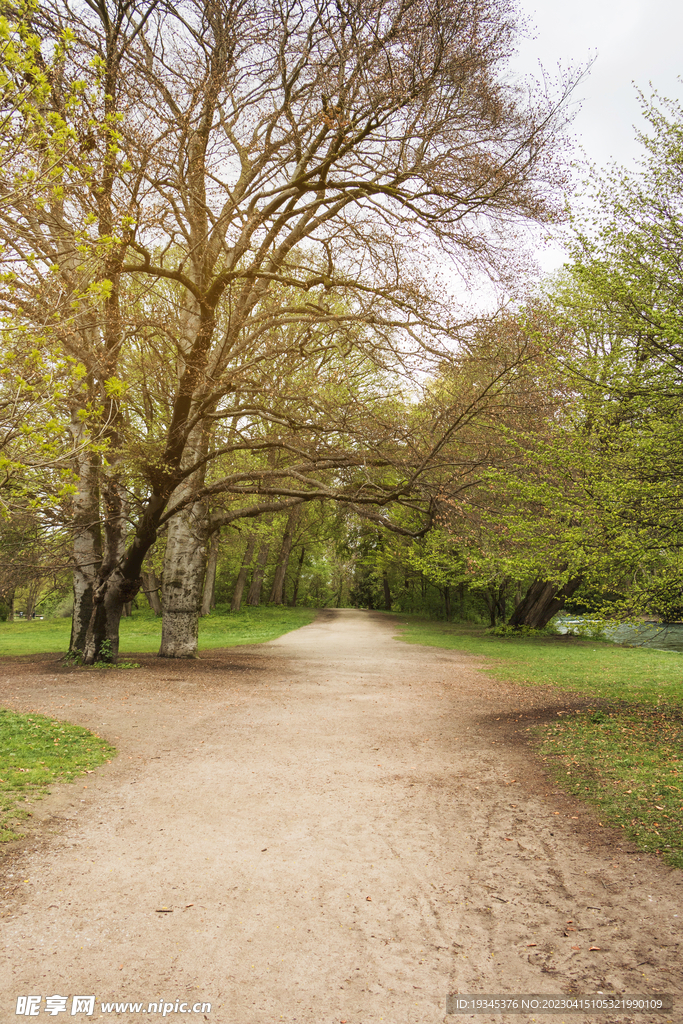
<box><xmin>510</xmin><ymin>0</ymin><xmax>683</xmax><ymax>271</ymax></box>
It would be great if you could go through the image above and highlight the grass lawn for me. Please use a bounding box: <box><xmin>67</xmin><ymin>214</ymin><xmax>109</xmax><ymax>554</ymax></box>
<box><xmin>0</xmin><ymin>709</ymin><xmax>115</xmax><ymax>841</ymax></box>
<box><xmin>0</xmin><ymin>605</ymin><xmax>317</xmax><ymax>658</ymax></box>
<box><xmin>396</xmin><ymin>618</ymin><xmax>683</xmax><ymax>868</ymax></box>
<box><xmin>0</xmin><ymin>606</ymin><xmax>315</xmax><ymax>840</ymax></box>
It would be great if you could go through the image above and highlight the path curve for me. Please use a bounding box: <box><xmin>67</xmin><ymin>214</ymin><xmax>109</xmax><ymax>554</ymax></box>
<box><xmin>1</xmin><ymin>609</ymin><xmax>681</xmax><ymax>1023</ymax></box>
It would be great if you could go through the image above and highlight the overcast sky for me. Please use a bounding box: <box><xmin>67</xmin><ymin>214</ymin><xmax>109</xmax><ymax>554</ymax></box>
<box><xmin>509</xmin><ymin>0</ymin><xmax>683</xmax><ymax>270</ymax></box>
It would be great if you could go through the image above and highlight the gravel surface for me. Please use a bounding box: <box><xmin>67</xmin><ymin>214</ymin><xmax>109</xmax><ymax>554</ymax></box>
<box><xmin>0</xmin><ymin>608</ymin><xmax>681</xmax><ymax>1024</ymax></box>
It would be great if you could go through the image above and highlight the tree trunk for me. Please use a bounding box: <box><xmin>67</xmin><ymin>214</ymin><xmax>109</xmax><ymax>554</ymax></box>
<box><xmin>482</xmin><ymin>587</ymin><xmax>497</xmax><ymax>627</ymax></box>
<box><xmin>79</xmin><ymin>474</ymin><xmax>135</xmax><ymax>664</ymax></box>
<box><xmin>246</xmin><ymin>542</ymin><xmax>270</xmax><ymax>606</ymax></box>
<box><xmin>201</xmin><ymin>530</ymin><xmax>220</xmax><ymax>616</ymax></box>
<box><xmin>6</xmin><ymin>588</ymin><xmax>15</xmax><ymax>622</ymax></box>
<box><xmin>231</xmin><ymin>533</ymin><xmax>257</xmax><ymax>612</ymax></box>
<box><xmin>81</xmin><ymin>567</ymin><xmax>141</xmax><ymax>663</ymax></box>
<box><xmin>269</xmin><ymin>506</ymin><xmax>301</xmax><ymax>604</ymax></box>
<box><xmin>458</xmin><ymin>582</ymin><xmax>465</xmax><ymax>620</ymax></box>
<box><xmin>289</xmin><ymin>546</ymin><xmax>305</xmax><ymax>607</ymax></box>
<box><xmin>122</xmin><ymin>601</ymin><xmax>132</xmax><ymax>617</ymax></box>
<box><xmin>69</xmin><ymin>444</ymin><xmax>103</xmax><ymax>657</ymax></box>
<box><xmin>383</xmin><ymin>572</ymin><xmax>391</xmax><ymax>611</ymax></box>
<box><xmin>142</xmin><ymin>570</ymin><xmax>162</xmax><ymax>616</ymax></box>
<box><xmin>159</xmin><ymin>507</ymin><xmax>209</xmax><ymax>658</ymax></box>
<box><xmin>443</xmin><ymin>584</ymin><xmax>451</xmax><ymax>621</ymax></box>
<box><xmin>25</xmin><ymin>580</ymin><xmax>40</xmax><ymax>620</ymax></box>
<box><xmin>508</xmin><ymin>576</ymin><xmax>583</xmax><ymax>629</ymax></box>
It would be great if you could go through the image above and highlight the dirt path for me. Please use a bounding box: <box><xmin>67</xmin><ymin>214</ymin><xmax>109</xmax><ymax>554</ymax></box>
<box><xmin>1</xmin><ymin>609</ymin><xmax>681</xmax><ymax>1024</ymax></box>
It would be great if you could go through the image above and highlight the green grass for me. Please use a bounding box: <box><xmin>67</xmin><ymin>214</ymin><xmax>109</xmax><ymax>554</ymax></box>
<box><xmin>395</xmin><ymin>617</ymin><xmax>683</xmax><ymax>867</ymax></box>
<box><xmin>395</xmin><ymin>618</ymin><xmax>683</xmax><ymax>705</ymax></box>
<box><xmin>0</xmin><ymin>605</ymin><xmax>317</xmax><ymax>658</ymax></box>
<box><xmin>539</xmin><ymin>707</ymin><xmax>683</xmax><ymax>868</ymax></box>
<box><xmin>0</xmin><ymin>709</ymin><xmax>116</xmax><ymax>841</ymax></box>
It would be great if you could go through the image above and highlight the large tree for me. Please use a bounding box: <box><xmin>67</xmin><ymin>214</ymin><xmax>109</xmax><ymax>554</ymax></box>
<box><xmin>0</xmin><ymin>0</ymin><xmax>575</xmax><ymax>660</ymax></box>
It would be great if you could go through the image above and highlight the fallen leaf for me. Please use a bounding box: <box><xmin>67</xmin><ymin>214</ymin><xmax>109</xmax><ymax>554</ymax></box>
<box><xmin>261</xmin><ymin>848</ymin><xmax>267</xmax><ymax>852</ymax></box>
<box><xmin>571</xmin><ymin>945</ymin><xmax>580</xmax><ymax>951</ymax></box>
<box><xmin>589</xmin><ymin>946</ymin><xmax>601</xmax><ymax>951</ymax></box>
<box><xmin>526</xmin><ymin>943</ymin><xmax>537</xmax><ymax>947</ymax></box>
<box><xmin>185</xmin><ymin>903</ymin><xmax>194</xmax><ymax>908</ymax></box>
<box><xmin>504</xmin><ymin>838</ymin><xmax>512</xmax><ymax>842</ymax></box>
<box><xmin>156</xmin><ymin>908</ymin><xmax>173</xmax><ymax>913</ymax></box>
<box><xmin>366</xmin><ymin>896</ymin><xmax>372</xmax><ymax>901</ymax></box>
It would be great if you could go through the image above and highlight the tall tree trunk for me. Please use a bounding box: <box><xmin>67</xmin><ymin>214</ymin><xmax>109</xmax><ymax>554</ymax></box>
<box><xmin>81</xmin><ymin>476</ymin><xmax>130</xmax><ymax>663</ymax></box>
<box><xmin>25</xmin><ymin>579</ymin><xmax>40</xmax><ymax>620</ymax></box>
<box><xmin>158</xmin><ymin>419</ymin><xmax>211</xmax><ymax>657</ymax></box>
<box><xmin>201</xmin><ymin>530</ymin><xmax>220</xmax><ymax>616</ymax></box>
<box><xmin>246</xmin><ymin>542</ymin><xmax>270</xmax><ymax>606</ymax></box>
<box><xmin>6</xmin><ymin>588</ymin><xmax>15</xmax><ymax>622</ymax></box>
<box><xmin>508</xmin><ymin>576</ymin><xmax>583</xmax><ymax>629</ymax></box>
<box><xmin>142</xmin><ymin>569</ymin><xmax>162</xmax><ymax>616</ymax></box>
<box><xmin>269</xmin><ymin>506</ymin><xmax>301</xmax><ymax>604</ymax></box>
<box><xmin>458</xmin><ymin>582</ymin><xmax>465</xmax><ymax>620</ymax></box>
<box><xmin>69</xmin><ymin>442</ymin><xmax>103</xmax><ymax>657</ymax></box>
<box><xmin>159</xmin><ymin>505</ymin><xmax>209</xmax><ymax>658</ymax></box>
<box><xmin>443</xmin><ymin>584</ymin><xmax>451</xmax><ymax>621</ymax></box>
<box><xmin>289</xmin><ymin>546</ymin><xmax>305</xmax><ymax>607</ymax></box>
<box><xmin>482</xmin><ymin>587</ymin><xmax>497</xmax><ymax>627</ymax></box>
<box><xmin>231</xmin><ymin>533</ymin><xmax>257</xmax><ymax>612</ymax></box>
<box><xmin>383</xmin><ymin>572</ymin><xmax>391</xmax><ymax>611</ymax></box>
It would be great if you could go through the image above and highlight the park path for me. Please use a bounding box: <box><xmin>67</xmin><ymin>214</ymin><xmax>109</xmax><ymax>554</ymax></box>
<box><xmin>0</xmin><ymin>609</ymin><xmax>681</xmax><ymax>1024</ymax></box>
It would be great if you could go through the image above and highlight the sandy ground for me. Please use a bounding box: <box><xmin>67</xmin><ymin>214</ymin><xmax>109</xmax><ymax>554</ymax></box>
<box><xmin>0</xmin><ymin>608</ymin><xmax>681</xmax><ymax>1024</ymax></box>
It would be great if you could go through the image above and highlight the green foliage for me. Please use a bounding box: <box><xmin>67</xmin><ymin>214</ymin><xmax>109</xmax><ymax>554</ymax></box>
<box><xmin>491</xmin><ymin>92</ymin><xmax>683</xmax><ymax>620</ymax></box>
<box><xmin>0</xmin><ymin>708</ymin><xmax>115</xmax><ymax>841</ymax></box>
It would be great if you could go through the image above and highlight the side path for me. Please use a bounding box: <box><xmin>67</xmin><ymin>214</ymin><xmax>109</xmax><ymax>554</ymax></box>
<box><xmin>0</xmin><ymin>609</ymin><xmax>680</xmax><ymax>1023</ymax></box>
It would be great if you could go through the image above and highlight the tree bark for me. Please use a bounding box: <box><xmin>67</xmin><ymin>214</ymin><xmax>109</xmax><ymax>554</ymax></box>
<box><xmin>201</xmin><ymin>530</ymin><xmax>220</xmax><ymax>616</ymax></box>
<box><xmin>269</xmin><ymin>506</ymin><xmax>301</xmax><ymax>604</ymax></box>
<box><xmin>231</xmin><ymin>533</ymin><xmax>257</xmax><ymax>612</ymax></box>
<box><xmin>508</xmin><ymin>576</ymin><xmax>583</xmax><ymax>629</ymax></box>
<box><xmin>443</xmin><ymin>584</ymin><xmax>451</xmax><ymax>621</ymax></box>
<box><xmin>69</xmin><ymin>444</ymin><xmax>103</xmax><ymax>657</ymax></box>
<box><xmin>80</xmin><ymin>476</ymin><xmax>132</xmax><ymax>663</ymax></box>
<box><xmin>246</xmin><ymin>542</ymin><xmax>270</xmax><ymax>606</ymax></box>
<box><xmin>142</xmin><ymin>570</ymin><xmax>162</xmax><ymax>616</ymax></box>
<box><xmin>289</xmin><ymin>547</ymin><xmax>305</xmax><ymax>607</ymax></box>
<box><xmin>159</xmin><ymin>507</ymin><xmax>209</xmax><ymax>658</ymax></box>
